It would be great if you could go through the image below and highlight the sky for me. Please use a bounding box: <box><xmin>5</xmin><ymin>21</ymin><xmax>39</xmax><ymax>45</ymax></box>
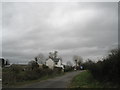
<box><xmin>2</xmin><ymin>2</ymin><xmax>118</xmax><ymax>64</ymax></box>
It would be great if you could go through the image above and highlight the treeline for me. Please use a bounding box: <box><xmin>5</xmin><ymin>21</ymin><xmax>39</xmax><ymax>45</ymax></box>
<box><xmin>82</xmin><ymin>48</ymin><xmax>120</xmax><ymax>86</ymax></box>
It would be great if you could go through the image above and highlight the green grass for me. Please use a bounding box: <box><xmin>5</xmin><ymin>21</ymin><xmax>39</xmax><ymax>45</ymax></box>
<box><xmin>69</xmin><ymin>70</ymin><xmax>104</xmax><ymax>88</ymax></box>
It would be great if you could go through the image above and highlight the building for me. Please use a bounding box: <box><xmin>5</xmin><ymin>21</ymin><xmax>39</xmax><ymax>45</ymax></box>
<box><xmin>0</xmin><ymin>57</ymin><xmax>10</xmax><ymax>68</ymax></box>
<box><xmin>0</xmin><ymin>58</ymin><xmax>6</xmax><ymax>67</ymax></box>
<box><xmin>45</xmin><ymin>51</ymin><xmax>64</xmax><ymax>69</ymax></box>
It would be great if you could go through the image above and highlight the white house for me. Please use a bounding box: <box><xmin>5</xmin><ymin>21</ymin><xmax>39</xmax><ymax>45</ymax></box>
<box><xmin>45</xmin><ymin>51</ymin><xmax>64</xmax><ymax>69</ymax></box>
<box><xmin>45</xmin><ymin>58</ymin><xmax>54</xmax><ymax>69</ymax></box>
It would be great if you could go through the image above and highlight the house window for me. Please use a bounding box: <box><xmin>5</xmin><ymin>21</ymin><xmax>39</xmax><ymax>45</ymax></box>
<box><xmin>55</xmin><ymin>62</ymin><xmax>57</xmax><ymax>65</ymax></box>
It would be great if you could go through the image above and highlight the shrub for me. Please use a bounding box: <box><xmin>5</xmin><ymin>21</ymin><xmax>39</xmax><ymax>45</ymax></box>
<box><xmin>2</xmin><ymin>62</ymin><xmax>64</xmax><ymax>87</ymax></box>
<box><xmin>83</xmin><ymin>48</ymin><xmax>120</xmax><ymax>85</ymax></box>
<box><xmin>64</xmin><ymin>65</ymin><xmax>73</xmax><ymax>72</ymax></box>
<box><xmin>42</xmin><ymin>64</ymin><xmax>49</xmax><ymax>69</ymax></box>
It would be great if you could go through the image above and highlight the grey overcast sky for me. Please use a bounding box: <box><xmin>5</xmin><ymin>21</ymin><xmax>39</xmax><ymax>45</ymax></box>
<box><xmin>2</xmin><ymin>2</ymin><xmax>118</xmax><ymax>64</ymax></box>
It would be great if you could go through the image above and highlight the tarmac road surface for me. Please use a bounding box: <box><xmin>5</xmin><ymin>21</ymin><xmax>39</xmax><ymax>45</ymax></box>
<box><xmin>19</xmin><ymin>71</ymin><xmax>82</xmax><ymax>88</ymax></box>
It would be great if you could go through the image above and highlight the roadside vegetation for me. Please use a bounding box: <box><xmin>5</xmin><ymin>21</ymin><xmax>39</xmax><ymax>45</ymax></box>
<box><xmin>2</xmin><ymin>64</ymin><xmax>64</xmax><ymax>88</ymax></box>
<box><xmin>2</xmin><ymin>62</ymin><xmax>74</xmax><ymax>88</ymax></box>
<box><xmin>2</xmin><ymin>51</ymin><xmax>75</xmax><ymax>88</ymax></box>
<box><xmin>70</xmin><ymin>48</ymin><xmax>120</xmax><ymax>88</ymax></box>
<box><xmin>2</xmin><ymin>48</ymin><xmax>120</xmax><ymax>88</ymax></box>
<box><xmin>70</xmin><ymin>70</ymin><xmax>103</xmax><ymax>88</ymax></box>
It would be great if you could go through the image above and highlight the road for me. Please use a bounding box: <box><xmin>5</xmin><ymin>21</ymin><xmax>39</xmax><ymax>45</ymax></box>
<box><xmin>19</xmin><ymin>71</ymin><xmax>82</xmax><ymax>88</ymax></box>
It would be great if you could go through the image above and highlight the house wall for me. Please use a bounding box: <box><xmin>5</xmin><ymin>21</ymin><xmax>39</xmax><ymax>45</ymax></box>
<box><xmin>56</xmin><ymin>60</ymin><xmax>62</xmax><ymax>67</ymax></box>
<box><xmin>38</xmin><ymin>64</ymin><xmax>43</xmax><ymax>68</ymax></box>
<box><xmin>46</xmin><ymin>58</ymin><xmax>54</xmax><ymax>69</ymax></box>
<box><xmin>55</xmin><ymin>60</ymin><xmax>64</xmax><ymax>69</ymax></box>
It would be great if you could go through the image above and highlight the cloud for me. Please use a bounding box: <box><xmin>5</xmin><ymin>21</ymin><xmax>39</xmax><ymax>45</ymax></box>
<box><xmin>0</xmin><ymin>2</ymin><xmax>2</xmax><ymax>57</ymax></box>
<box><xmin>2</xmin><ymin>2</ymin><xmax>118</xmax><ymax>64</ymax></box>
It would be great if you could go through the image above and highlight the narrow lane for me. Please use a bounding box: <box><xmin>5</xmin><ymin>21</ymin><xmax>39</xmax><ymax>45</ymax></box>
<box><xmin>19</xmin><ymin>71</ymin><xmax>82</xmax><ymax>88</ymax></box>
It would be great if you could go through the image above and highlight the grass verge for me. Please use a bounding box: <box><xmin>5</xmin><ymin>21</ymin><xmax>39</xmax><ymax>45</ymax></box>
<box><xmin>69</xmin><ymin>70</ymin><xmax>113</xmax><ymax>88</ymax></box>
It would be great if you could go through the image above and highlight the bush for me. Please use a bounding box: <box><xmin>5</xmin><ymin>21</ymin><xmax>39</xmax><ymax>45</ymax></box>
<box><xmin>3</xmin><ymin>62</ymin><xmax>66</xmax><ymax>87</ymax></box>
<box><xmin>42</xmin><ymin>64</ymin><xmax>49</xmax><ymax>69</ymax></box>
<box><xmin>53</xmin><ymin>67</ymin><xmax>62</xmax><ymax>74</ymax></box>
<box><xmin>3</xmin><ymin>64</ymin><xmax>64</xmax><ymax>87</ymax></box>
<box><xmin>28</xmin><ymin>60</ymin><xmax>39</xmax><ymax>70</ymax></box>
<box><xmin>83</xmin><ymin>48</ymin><xmax>120</xmax><ymax>85</ymax></box>
<box><xmin>64</xmin><ymin>65</ymin><xmax>73</xmax><ymax>72</ymax></box>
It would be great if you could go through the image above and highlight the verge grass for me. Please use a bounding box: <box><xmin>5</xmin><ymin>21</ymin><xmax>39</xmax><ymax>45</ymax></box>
<box><xmin>69</xmin><ymin>70</ymin><xmax>108</xmax><ymax>88</ymax></box>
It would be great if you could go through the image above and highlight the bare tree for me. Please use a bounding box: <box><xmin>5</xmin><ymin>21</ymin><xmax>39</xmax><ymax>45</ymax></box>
<box><xmin>35</xmin><ymin>53</ymin><xmax>45</xmax><ymax>64</ymax></box>
<box><xmin>73</xmin><ymin>55</ymin><xmax>83</xmax><ymax>67</ymax></box>
<box><xmin>73</xmin><ymin>55</ymin><xmax>78</xmax><ymax>67</ymax></box>
<box><xmin>6</xmin><ymin>59</ymin><xmax>10</xmax><ymax>65</ymax></box>
<box><xmin>49</xmin><ymin>52</ymin><xmax>54</xmax><ymax>59</ymax></box>
<box><xmin>77</xmin><ymin>56</ymin><xmax>83</xmax><ymax>66</ymax></box>
<box><xmin>54</xmin><ymin>51</ymin><xmax>58</xmax><ymax>58</ymax></box>
<box><xmin>66</xmin><ymin>61</ymin><xmax>73</xmax><ymax>66</ymax></box>
<box><xmin>28</xmin><ymin>60</ymin><xmax>39</xmax><ymax>70</ymax></box>
<box><xmin>49</xmin><ymin>51</ymin><xmax>58</xmax><ymax>59</ymax></box>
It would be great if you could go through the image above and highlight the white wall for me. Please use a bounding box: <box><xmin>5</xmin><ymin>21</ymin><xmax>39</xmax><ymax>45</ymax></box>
<box><xmin>57</xmin><ymin>60</ymin><xmax>62</xmax><ymax>67</ymax></box>
<box><xmin>46</xmin><ymin>59</ymin><xmax>64</xmax><ymax>69</ymax></box>
<box><xmin>55</xmin><ymin>60</ymin><xmax>64</xmax><ymax>69</ymax></box>
<box><xmin>45</xmin><ymin>58</ymin><xmax>54</xmax><ymax>69</ymax></box>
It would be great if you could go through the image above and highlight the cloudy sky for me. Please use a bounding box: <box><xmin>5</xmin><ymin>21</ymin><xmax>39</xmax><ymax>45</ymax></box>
<box><xmin>2</xmin><ymin>2</ymin><xmax>118</xmax><ymax>64</ymax></box>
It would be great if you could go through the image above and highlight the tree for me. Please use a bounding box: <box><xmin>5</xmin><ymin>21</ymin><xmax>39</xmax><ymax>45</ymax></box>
<box><xmin>77</xmin><ymin>56</ymin><xmax>83</xmax><ymax>66</ymax></box>
<box><xmin>73</xmin><ymin>55</ymin><xmax>83</xmax><ymax>67</ymax></box>
<box><xmin>35</xmin><ymin>53</ymin><xmax>45</xmax><ymax>64</ymax></box>
<box><xmin>49</xmin><ymin>52</ymin><xmax>54</xmax><ymax>59</ymax></box>
<box><xmin>66</xmin><ymin>61</ymin><xmax>73</xmax><ymax>66</ymax></box>
<box><xmin>6</xmin><ymin>59</ymin><xmax>10</xmax><ymax>65</ymax></box>
<box><xmin>54</xmin><ymin>51</ymin><xmax>58</xmax><ymax>58</ymax></box>
<box><xmin>28</xmin><ymin>60</ymin><xmax>39</xmax><ymax>70</ymax></box>
<box><xmin>82</xmin><ymin>59</ymin><xmax>94</xmax><ymax>70</ymax></box>
<box><xmin>49</xmin><ymin>51</ymin><xmax>58</xmax><ymax>59</ymax></box>
<box><xmin>0</xmin><ymin>58</ymin><xmax>5</xmax><ymax>67</ymax></box>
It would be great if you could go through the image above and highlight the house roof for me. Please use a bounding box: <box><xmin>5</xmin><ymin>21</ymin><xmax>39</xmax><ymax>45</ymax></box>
<box><xmin>46</xmin><ymin>57</ymin><xmax>61</xmax><ymax>63</ymax></box>
<box><xmin>53</xmin><ymin>58</ymin><xmax>60</xmax><ymax>62</ymax></box>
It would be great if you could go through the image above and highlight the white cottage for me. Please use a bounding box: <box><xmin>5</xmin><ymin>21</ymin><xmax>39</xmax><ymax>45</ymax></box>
<box><xmin>45</xmin><ymin>58</ymin><xmax>54</xmax><ymax>69</ymax></box>
<box><xmin>45</xmin><ymin>51</ymin><xmax>64</xmax><ymax>69</ymax></box>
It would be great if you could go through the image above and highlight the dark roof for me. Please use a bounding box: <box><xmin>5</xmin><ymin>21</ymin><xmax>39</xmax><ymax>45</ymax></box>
<box><xmin>0</xmin><ymin>58</ymin><xmax>5</xmax><ymax>60</ymax></box>
<box><xmin>47</xmin><ymin>57</ymin><xmax>61</xmax><ymax>63</ymax></box>
<box><xmin>53</xmin><ymin>58</ymin><xmax>60</xmax><ymax>62</ymax></box>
